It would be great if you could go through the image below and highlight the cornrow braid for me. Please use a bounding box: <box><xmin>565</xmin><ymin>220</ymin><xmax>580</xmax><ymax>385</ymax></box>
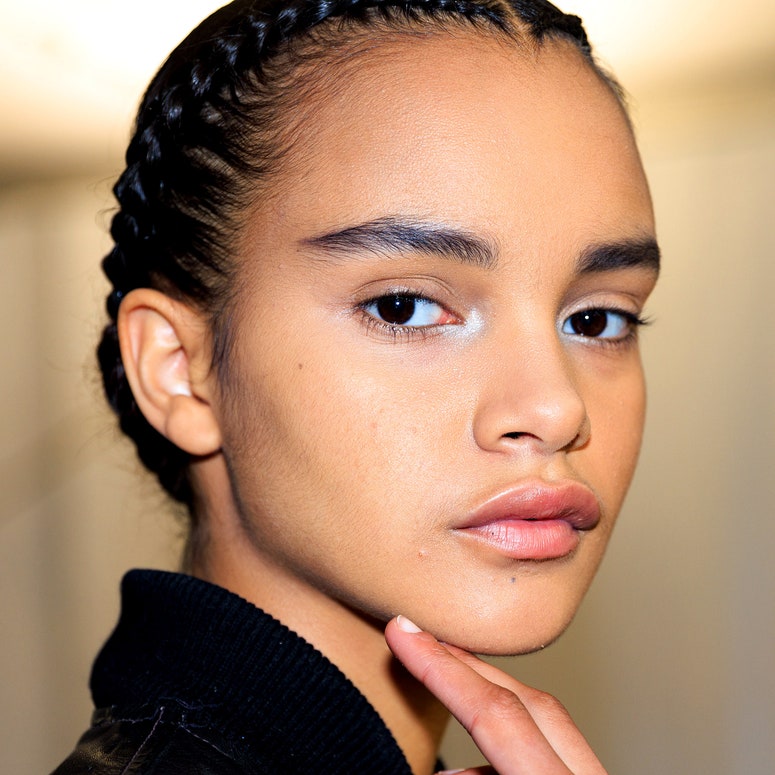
<box><xmin>97</xmin><ymin>0</ymin><xmax>601</xmax><ymax>510</ymax></box>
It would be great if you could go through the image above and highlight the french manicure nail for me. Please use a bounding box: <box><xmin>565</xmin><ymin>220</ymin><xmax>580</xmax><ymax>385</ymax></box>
<box><xmin>396</xmin><ymin>615</ymin><xmax>422</xmax><ymax>633</ymax></box>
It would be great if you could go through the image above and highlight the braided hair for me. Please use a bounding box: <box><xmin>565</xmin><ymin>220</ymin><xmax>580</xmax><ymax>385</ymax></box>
<box><xmin>98</xmin><ymin>0</ymin><xmax>608</xmax><ymax>513</ymax></box>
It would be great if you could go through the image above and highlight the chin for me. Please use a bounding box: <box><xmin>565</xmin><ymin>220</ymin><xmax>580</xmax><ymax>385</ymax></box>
<box><xmin>448</xmin><ymin>621</ymin><xmax>576</xmax><ymax>657</ymax></box>
<box><xmin>471</xmin><ymin>620</ymin><xmax>575</xmax><ymax>657</ymax></box>
<box><xmin>418</xmin><ymin>579</ymin><xmax>588</xmax><ymax>656</ymax></box>
<box><xmin>420</xmin><ymin>595</ymin><xmax>583</xmax><ymax>657</ymax></box>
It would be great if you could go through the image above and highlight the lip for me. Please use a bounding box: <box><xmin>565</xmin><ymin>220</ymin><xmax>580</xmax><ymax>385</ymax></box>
<box><xmin>454</xmin><ymin>481</ymin><xmax>601</xmax><ymax>561</ymax></box>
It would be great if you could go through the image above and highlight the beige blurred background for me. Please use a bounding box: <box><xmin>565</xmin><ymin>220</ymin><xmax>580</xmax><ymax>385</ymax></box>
<box><xmin>1</xmin><ymin>1</ymin><xmax>773</xmax><ymax>772</ymax></box>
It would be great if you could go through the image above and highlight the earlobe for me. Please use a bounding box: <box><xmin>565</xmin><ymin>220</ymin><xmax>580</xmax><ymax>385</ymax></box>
<box><xmin>117</xmin><ymin>289</ymin><xmax>222</xmax><ymax>457</ymax></box>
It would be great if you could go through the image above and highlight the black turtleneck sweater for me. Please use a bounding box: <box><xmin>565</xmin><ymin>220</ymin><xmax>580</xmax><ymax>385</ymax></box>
<box><xmin>53</xmin><ymin>570</ymin><xmax>437</xmax><ymax>774</ymax></box>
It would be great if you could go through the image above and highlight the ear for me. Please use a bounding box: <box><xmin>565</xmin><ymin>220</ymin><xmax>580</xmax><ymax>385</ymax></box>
<box><xmin>117</xmin><ymin>288</ymin><xmax>222</xmax><ymax>457</ymax></box>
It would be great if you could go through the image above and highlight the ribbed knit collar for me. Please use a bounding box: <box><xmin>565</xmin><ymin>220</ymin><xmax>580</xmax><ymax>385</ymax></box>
<box><xmin>91</xmin><ymin>569</ymin><xmax>415</xmax><ymax>774</ymax></box>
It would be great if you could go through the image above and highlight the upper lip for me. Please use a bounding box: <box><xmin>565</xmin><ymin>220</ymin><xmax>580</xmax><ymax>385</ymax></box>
<box><xmin>455</xmin><ymin>480</ymin><xmax>601</xmax><ymax>532</ymax></box>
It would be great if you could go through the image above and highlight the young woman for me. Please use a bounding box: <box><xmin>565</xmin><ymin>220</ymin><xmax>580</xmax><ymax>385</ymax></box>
<box><xmin>55</xmin><ymin>0</ymin><xmax>659</xmax><ymax>772</ymax></box>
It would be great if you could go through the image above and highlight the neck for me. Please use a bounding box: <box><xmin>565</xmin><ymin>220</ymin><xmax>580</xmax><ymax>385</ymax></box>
<box><xmin>189</xmin><ymin>462</ymin><xmax>449</xmax><ymax>774</ymax></box>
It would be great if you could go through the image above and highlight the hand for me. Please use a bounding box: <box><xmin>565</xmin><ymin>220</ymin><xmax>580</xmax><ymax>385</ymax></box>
<box><xmin>385</xmin><ymin>616</ymin><xmax>607</xmax><ymax>775</ymax></box>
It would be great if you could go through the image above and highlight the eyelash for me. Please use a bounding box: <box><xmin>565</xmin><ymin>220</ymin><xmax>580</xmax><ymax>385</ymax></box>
<box><xmin>356</xmin><ymin>289</ymin><xmax>457</xmax><ymax>342</ymax></box>
<box><xmin>561</xmin><ymin>307</ymin><xmax>650</xmax><ymax>349</ymax></box>
<box><xmin>357</xmin><ymin>291</ymin><xmax>650</xmax><ymax>347</ymax></box>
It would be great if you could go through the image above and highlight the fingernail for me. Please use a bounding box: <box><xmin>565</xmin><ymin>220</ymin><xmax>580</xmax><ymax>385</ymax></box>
<box><xmin>396</xmin><ymin>615</ymin><xmax>422</xmax><ymax>633</ymax></box>
<box><xmin>437</xmin><ymin>770</ymin><xmax>466</xmax><ymax>774</ymax></box>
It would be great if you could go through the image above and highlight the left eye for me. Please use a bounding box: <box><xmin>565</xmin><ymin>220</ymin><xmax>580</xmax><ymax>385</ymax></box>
<box><xmin>363</xmin><ymin>294</ymin><xmax>451</xmax><ymax>327</ymax></box>
<box><xmin>561</xmin><ymin>309</ymin><xmax>633</xmax><ymax>339</ymax></box>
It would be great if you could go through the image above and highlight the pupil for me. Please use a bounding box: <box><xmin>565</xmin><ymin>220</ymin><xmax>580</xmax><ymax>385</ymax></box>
<box><xmin>572</xmin><ymin>310</ymin><xmax>607</xmax><ymax>337</ymax></box>
<box><xmin>376</xmin><ymin>295</ymin><xmax>416</xmax><ymax>325</ymax></box>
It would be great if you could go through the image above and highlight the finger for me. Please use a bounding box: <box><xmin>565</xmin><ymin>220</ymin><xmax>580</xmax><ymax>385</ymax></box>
<box><xmin>386</xmin><ymin>616</ymin><xmax>571</xmax><ymax>774</ymax></box>
<box><xmin>440</xmin><ymin>643</ymin><xmax>606</xmax><ymax>775</ymax></box>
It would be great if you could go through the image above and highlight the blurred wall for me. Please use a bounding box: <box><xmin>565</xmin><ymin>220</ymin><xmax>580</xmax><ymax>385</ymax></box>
<box><xmin>0</xmin><ymin>177</ymin><xmax>185</xmax><ymax>772</ymax></box>
<box><xmin>1</xmin><ymin>26</ymin><xmax>773</xmax><ymax>775</ymax></box>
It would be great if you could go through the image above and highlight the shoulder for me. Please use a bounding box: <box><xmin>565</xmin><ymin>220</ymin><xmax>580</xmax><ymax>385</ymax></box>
<box><xmin>51</xmin><ymin>704</ymin><xmax>251</xmax><ymax>775</ymax></box>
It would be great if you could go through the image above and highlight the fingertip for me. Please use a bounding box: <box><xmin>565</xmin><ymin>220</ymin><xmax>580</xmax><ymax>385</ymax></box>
<box><xmin>395</xmin><ymin>614</ymin><xmax>422</xmax><ymax>633</ymax></box>
<box><xmin>386</xmin><ymin>615</ymin><xmax>445</xmax><ymax>669</ymax></box>
<box><xmin>385</xmin><ymin>615</ymin><xmax>429</xmax><ymax>659</ymax></box>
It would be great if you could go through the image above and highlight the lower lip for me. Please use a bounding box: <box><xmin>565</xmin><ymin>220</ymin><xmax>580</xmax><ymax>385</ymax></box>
<box><xmin>459</xmin><ymin>519</ymin><xmax>581</xmax><ymax>561</ymax></box>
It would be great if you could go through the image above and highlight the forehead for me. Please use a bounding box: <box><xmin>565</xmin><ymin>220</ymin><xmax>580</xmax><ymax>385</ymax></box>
<box><xmin>244</xmin><ymin>30</ymin><xmax>653</xmax><ymax>260</ymax></box>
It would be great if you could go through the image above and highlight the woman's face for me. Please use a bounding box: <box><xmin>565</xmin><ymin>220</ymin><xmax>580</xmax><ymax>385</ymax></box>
<box><xmin>211</xmin><ymin>32</ymin><xmax>658</xmax><ymax>654</ymax></box>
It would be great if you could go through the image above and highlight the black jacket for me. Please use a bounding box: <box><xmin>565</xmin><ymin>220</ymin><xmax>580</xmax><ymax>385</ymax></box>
<box><xmin>53</xmin><ymin>570</ymin><xmax>423</xmax><ymax>774</ymax></box>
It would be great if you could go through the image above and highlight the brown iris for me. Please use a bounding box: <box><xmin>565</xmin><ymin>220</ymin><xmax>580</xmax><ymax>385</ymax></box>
<box><xmin>375</xmin><ymin>295</ymin><xmax>417</xmax><ymax>325</ymax></box>
<box><xmin>567</xmin><ymin>309</ymin><xmax>609</xmax><ymax>337</ymax></box>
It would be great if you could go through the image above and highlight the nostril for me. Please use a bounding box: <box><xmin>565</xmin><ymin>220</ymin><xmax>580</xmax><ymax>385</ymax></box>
<box><xmin>503</xmin><ymin>432</ymin><xmax>528</xmax><ymax>440</ymax></box>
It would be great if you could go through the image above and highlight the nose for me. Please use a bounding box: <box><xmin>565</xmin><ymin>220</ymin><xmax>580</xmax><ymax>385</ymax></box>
<box><xmin>472</xmin><ymin>332</ymin><xmax>590</xmax><ymax>456</ymax></box>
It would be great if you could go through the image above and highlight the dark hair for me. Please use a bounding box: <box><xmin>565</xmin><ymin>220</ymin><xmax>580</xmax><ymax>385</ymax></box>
<box><xmin>98</xmin><ymin>0</ymin><xmax>613</xmax><ymax>517</ymax></box>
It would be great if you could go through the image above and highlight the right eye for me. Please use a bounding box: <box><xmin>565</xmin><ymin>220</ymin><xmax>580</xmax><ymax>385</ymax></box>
<box><xmin>362</xmin><ymin>293</ymin><xmax>457</xmax><ymax>328</ymax></box>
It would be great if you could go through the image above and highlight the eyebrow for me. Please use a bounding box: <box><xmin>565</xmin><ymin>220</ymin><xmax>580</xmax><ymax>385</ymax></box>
<box><xmin>302</xmin><ymin>216</ymin><xmax>660</xmax><ymax>275</ymax></box>
<box><xmin>301</xmin><ymin>216</ymin><xmax>498</xmax><ymax>269</ymax></box>
<box><xmin>577</xmin><ymin>238</ymin><xmax>661</xmax><ymax>275</ymax></box>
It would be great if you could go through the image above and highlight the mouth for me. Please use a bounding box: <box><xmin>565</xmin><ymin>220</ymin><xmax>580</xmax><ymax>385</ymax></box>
<box><xmin>454</xmin><ymin>481</ymin><xmax>601</xmax><ymax>561</ymax></box>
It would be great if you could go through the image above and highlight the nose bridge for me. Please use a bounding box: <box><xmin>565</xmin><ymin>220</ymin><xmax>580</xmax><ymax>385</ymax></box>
<box><xmin>473</xmin><ymin>321</ymin><xmax>589</xmax><ymax>455</ymax></box>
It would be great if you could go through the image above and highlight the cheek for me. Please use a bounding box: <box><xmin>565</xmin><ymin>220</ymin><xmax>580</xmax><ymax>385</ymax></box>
<box><xmin>584</xmin><ymin>360</ymin><xmax>646</xmax><ymax>509</ymax></box>
<box><xmin>219</xmin><ymin>341</ymin><xmax>443</xmax><ymax>532</ymax></box>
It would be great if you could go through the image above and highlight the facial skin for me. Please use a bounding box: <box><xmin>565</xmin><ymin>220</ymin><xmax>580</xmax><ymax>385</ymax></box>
<box><xmin>117</xmin><ymin>29</ymin><xmax>658</xmax><ymax>772</ymax></box>
<box><xmin>183</xmin><ymin>29</ymin><xmax>659</xmax><ymax>661</ymax></box>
